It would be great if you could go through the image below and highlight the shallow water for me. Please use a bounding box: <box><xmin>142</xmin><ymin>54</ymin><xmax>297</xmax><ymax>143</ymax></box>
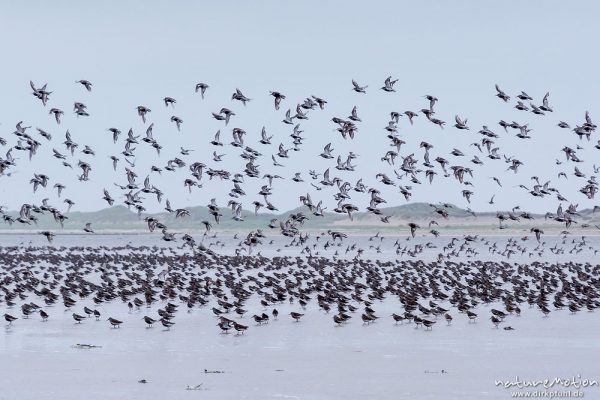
<box><xmin>2</xmin><ymin>296</ymin><xmax>599</xmax><ymax>400</ymax></box>
<box><xmin>1</xmin><ymin>232</ymin><xmax>599</xmax><ymax>263</ymax></box>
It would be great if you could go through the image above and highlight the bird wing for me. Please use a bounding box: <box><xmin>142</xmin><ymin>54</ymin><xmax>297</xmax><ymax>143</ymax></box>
<box><xmin>146</xmin><ymin>123</ymin><xmax>154</xmax><ymax>138</ymax></box>
<box><xmin>543</xmin><ymin>92</ymin><xmax>549</xmax><ymax>105</ymax></box>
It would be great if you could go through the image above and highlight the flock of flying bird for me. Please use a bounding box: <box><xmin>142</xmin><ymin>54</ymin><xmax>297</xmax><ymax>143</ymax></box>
<box><xmin>0</xmin><ymin>78</ymin><xmax>598</xmax><ymax>247</ymax></box>
<box><xmin>1</xmin><ymin>77</ymin><xmax>599</xmax><ymax>333</ymax></box>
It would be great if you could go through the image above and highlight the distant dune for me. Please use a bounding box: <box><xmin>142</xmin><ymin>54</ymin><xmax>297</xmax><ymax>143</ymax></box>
<box><xmin>1</xmin><ymin>202</ymin><xmax>599</xmax><ymax>235</ymax></box>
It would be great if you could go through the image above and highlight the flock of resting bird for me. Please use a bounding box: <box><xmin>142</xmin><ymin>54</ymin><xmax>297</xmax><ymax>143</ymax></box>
<box><xmin>1</xmin><ymin>241</ymin><xmax>599</xmax><ymax>333</ymax></box>
<box><xmin>0</xmin><ymin>77</ymin><xmax>599</xmax><ymax>332</ymax></box>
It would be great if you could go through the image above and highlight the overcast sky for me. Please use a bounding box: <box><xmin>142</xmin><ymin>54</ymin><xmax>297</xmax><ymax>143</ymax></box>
<box><xmin>0</xmin><ymin>1</ymin><xmax>598</xmax><ymax>214</ymax></box>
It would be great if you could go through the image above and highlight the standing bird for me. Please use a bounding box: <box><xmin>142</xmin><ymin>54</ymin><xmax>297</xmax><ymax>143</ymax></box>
<box><xmin>143</xmin><ymin>316</ymin><xmax>156</xmax><ymax>327</ymax></box>
<box><xmin>233</xmin><ymin>322</ymin><xmax>248</xmax><ymax>335</ymax></box>
<box><xmin>108</xmin><ymin>317</ymin><xmax>123</xmax><ymax>328</ymax></box>
<box><xmin>290</xmin><ymin>312</ymin><xmax>304</xmax><ymax>322</ymax></box>
<box><xmin>444</xmin><ymin>314</ymin><xmax>453</xmax><ymax>325</ymax></box>
<box><xmin>422</xmin><ymin>320</ymin><xmax>436</xmax><ymax>330</ymax></box>
<box><xmin>72</xmin><ymin>313</ymin><xmax>86</xmax><ymax>323</ymax></box>
<box><xmin>4</xmin><ymin>314</ymin><xmax>18</xmax><ymax>325</ymax></box>
<box><xmin>490</xmin><ymin>316</ymin><xmax>501</xmax><ymax>328</ymax></box>
<box><xmin>160</xmin><ymin>318</ymin><xmax>175</xmax><ymax>330</ymax></box>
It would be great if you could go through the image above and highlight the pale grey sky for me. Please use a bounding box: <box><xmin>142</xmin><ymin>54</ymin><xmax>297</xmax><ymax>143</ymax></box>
<box><xmin>0</xmin><ymin>1</ymin><xmax>598</xmax><ymax>213</ymax></box>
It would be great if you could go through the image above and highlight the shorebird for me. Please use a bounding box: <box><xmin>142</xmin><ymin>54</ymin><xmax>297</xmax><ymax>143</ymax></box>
<box><xmin>4</xmin><ymin>314</ymin><xmax>18</xmax><ymax>325</ymax></box>
<box><xmin>422</xmin><ymin>320</ymin><xmax>436</xmax><ymax>330</ymax></box>
<box><xmin>218</xmin><ymin>321</ymin><xmax>232</xmax><ymax>333</ymax></box>
<box><xmin>83</xmin><ymin>223</ymin><xmax>94</xmax><ymax>233</ymax></box>
<box><xmin>143</xmin><ymin>316</ymin><xmax>156</xmax><ymax>327</ymax></box>
<box><xmin>444</xmin><ymin>313</ymin><xmax>452</xmax><ymax>325</ymax></box>
<box><xmin>160</xmin><ymin>318</ymin><xmax>175</xmax><ymax>330</ymax></box>
<box><xmin>40</xmin><ymin>231</ymin><xmax>55</xmax><ymax>243</ymax></box>
<box><xmin>362</xmin><ymin>313</ymin><xmax>377</xmax><ymax>324</ymax></box>
<box><xmin>108</xmin><ymin>317</ymin><xmax>123</xmax><ymax>328</ymax></box>
<box><xmin>381</xmin><ymin>76</ymin><xmax>398</xmax><ymax>92</ymax></box>
<box><xmin>491</xmin><ymin>309</ymin><xmax>507</xmax><ymax>320</ymax></box>
<box><xmin>466</xmin><ymin>311</ymin><xmax>477</xmax><ymax>323</ymax></box>
<box><xmin>233</xmin><ymin>322</ymin><xmax>248</xmax><ymax>334</ymax></box>
<box><xmin>290</xmin><ymin>312</ymin><xmax>304</xmax><ymax>322</ymax></box>
<box><xmin>351</xmin><ymin>79</ymin><xmax>367</xmax><ymax>93</ymax></box>
<box><xmin>72</xmin><ymin>313</ymin><xmax>86</xmax><ymax>323</ymax></box>
<box><xmin>195</xmin><ymin>82</ymin><xmax>209</xmax><ymax>98</ymax></box>
<box><xmin>76</xmin><ymin>79</ymin><xmax>93</xmax><ymax>92</ymax></box>
<box><xmin>391</xmin><ymin>313</ymin><xmax>404</xmax><ymax>324</ymax></box>
<box><xmin>39</xmin><ymin>310</ymin><xmax>49</xmax><ymax>321</ymax></box>
<box><xmin>490</xmin><ymin>316</ymin><xmax>501</xmax><ymax>328</ymax></box>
